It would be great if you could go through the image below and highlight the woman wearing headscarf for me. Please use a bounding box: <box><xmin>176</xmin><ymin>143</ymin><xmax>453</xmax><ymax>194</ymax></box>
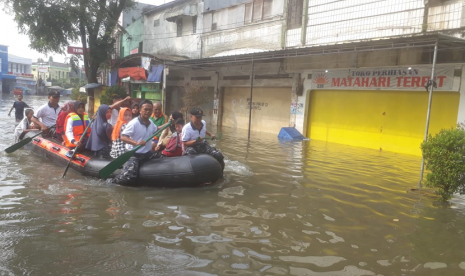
<box><xmin>131</xmin><ymin>102</ymin><xmax>140</xmax><ymax>119</ymax></box>
<box><xmin>110</xmin><ymin>107</ymin><xmax>132</xmax><ymax>158</ymax></box>
<box><xmin>153</xmin><ymin>110</ymin><xmax>183</xmax><ymax>152</ymax></box>
<box><xmin>56</xmin><ymin>101</ymin><xmax>75</xmax><ymax>144</ymax></box>
<box><xmin>85</xmin><ymin>104</ymin><xmax>113</xmax><ymax>157</ymax></box>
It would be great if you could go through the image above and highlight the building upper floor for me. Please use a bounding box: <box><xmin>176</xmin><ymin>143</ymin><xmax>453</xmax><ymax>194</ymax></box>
<box><xmin>117</xmin><ymin>0</ymin><xmax>465</xmax><ymax>60</ymax></box>
<box><xmin>8</xmin><ymin>54</ymin><xmax>32</xmax><ymax>74</ymax></box>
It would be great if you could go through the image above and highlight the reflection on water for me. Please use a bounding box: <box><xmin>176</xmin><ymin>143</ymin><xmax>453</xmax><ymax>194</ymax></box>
<box><xmin>1</xmin><ymin>94</ymin><xmax>465</xmax><ymax>275</ymax></box>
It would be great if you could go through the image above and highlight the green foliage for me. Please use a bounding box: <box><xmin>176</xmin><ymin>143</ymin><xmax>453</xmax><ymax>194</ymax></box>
<box><xmin>70</xmin><ymin>87</ymin><xmax>87</xmax><ymax>104</ymax></box>
<box><xmin>37</xmin><ymin>57</ymin><xmax>44</xmax><ymax>63</ymax></box>
<box><xmin>100</xmin><ymin>85</ymin><xmax>127</xmax><ymax>105</ymax></box>
<box><xmin>51</xmin><ymin>78</ymin><xmax>72</xmax><ymax>89</ymax></box>
<box><xmin>70</xmin><ymin>77</ymin><xmax>86</xmax><ymax>88</ymax></box>
<box><xmin>5</xmin><ymin>0</ymin><xmax>135</xmax><ymax>83</ymax></box>
<box><xmin>48</xmin><ymin>56</ymin><xmax>54</xmax><ymax>62</ymax></box>
<box><xmin>421</xmin><ymin>128</ymin><xmax>465</xmax><ymax>202</ymax></box>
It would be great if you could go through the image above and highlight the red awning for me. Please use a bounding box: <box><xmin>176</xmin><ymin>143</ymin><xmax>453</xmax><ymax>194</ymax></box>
<box><xmin>118</xmin><ymin>67</ymin><xmax>147</xmax><ymax>81</ymax></box>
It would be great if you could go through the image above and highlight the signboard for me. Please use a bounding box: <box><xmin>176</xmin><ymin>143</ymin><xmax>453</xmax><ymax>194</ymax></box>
<box><xmin>130</xmin><ymin>47</ymin><xmax>139</xmax><ymax>54</ymax></box>
<box><xmin>311</xmin><ymin>66</ymin><xmax>454</xmax><ymax>91</ymax></box>
<box><xmin>38</xmin><ymin>66</ymin><xmax>48</xmax><ymax>73</ymax></box>
<box><xmin>67</xmin><ymin>46</ymin><xmax>89</xmax><ymax>55</ymax></box>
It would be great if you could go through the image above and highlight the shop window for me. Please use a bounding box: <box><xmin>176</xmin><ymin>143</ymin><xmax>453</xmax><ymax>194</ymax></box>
<box><xmin>287</xmin><ymin>0</ymin><xmax>304</xmax><ymax>29</ymax></box>
<box><xmin>176</xmin><ymin>18</ymin><xmax>182</xmax><ymax>37</ymax></box>
<box><xmin>192</xmin><ymin>16</ymin><xmax>197</xmax><ymax>34</ymax></box>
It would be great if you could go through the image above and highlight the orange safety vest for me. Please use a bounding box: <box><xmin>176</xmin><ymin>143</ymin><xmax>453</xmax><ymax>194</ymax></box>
<box><xmin>64</xmin><ymin>112</ymin><xmax>91</xmax><ymax>148</ymax></box>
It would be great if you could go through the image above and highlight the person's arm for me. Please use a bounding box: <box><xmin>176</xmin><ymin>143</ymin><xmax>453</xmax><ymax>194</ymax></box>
<box><xmin>157</xmin><ymin>128</ymin><xmax>169</xmax><ymax>146</ymax></box>
<box><xmin>8</xmin><ymin>105</ymin><xmax>14</xmax><ymax>116</ymax></box>
<box><xmin>32</xmin><ymin>105</ymin><xmax>48</xmax><ymax>131</ymax></box>
<box><xmin>109</xmin><ymin>96</ymin><xmax>131</xmax><ymax>110</ymax></box>
<box><xmin>121</xmin><ymin>135</ymin><xmax>146</xmax><ymax>147</ymax></box>
<box><xmin>205</xmin><ymin>130</ymin><xmax>216</xmax><ymax>140</ymax></box>
<box><xmin>65</xmin><ymin>118</ymin><xmax>77</xmax><ymax>145</ymax></box>
<box><xmin>31</xmin><ymin>117</ymin><xmax>47</xmax><ymax>131</ymax></box>
<box><xmin>182</xmin><ymin>128</ymin><xmax>201</xmax><ymax>147</ymax></box>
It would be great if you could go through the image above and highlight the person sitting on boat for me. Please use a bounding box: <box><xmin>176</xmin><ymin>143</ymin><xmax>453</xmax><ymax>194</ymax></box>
<box><xmin>55</xmin><ymin>101</ymin><xmax>75</xmax><ymax>144</ymax></box>
<box><xmin>110</xmin><ymin>107</ymin><xmax>132</xmax><ymax>158</ymax></box>
<box><xmin>64</xmin><ymin>101</ymin><xmax>91</xmax><ymax>152</ymax></box>
<box><xmin>8</xmin><ymin>94</ymin><xmax>32</xmax><ymax>123</ymax></box>
<box><xmin>149</xmin><ymin>102</ymin><xmax>169</xmax><ymax>144</ymax></box>
<box><xmin>31</xmin><ymin>91</ymin><xmax>61</xmax><ymax>134</ymax></box>
<box><xmin>110</xmin><ymin>100</ymin><xmax>158</xmax><ymax>185</ymax></box>
<box><xmin>109</xmin><ymin>96</ymin><xmax>131</xmax><ymax>126</ymax></box>
<box><xmin>14</xmin><ymin>109</ymin><xmax>35</xmax><ymax>142</ymax></box>
<box><xmin>86</xmin><ymin>104</ymin><xmax>113</xmax><ymax>158</ymax></box>
<box><xmin>131</xmin><ymin>102</ymin><xmax>140</xmax><ymax>119</ymax></box>
<box><xmin>159</xmin><ymin>118</ymin><xmax>184</xmax><ymax>158</ymax></box>
<box><xmin>153</xmin><ymin>110</ymin><xmax>183</xmax><ymax>152</ymax></box>
<box><xmin>182</xmin><ymin>107</ymin><xmax>225</xmax><ymax>170</ymax></box>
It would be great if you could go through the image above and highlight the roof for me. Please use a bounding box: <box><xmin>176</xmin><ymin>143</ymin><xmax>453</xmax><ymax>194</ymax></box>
<box><xmin>114</xmin><ymin>53</ymin><xmax>188</xmax><ymax>68</ymax></box>
<box><xmin>175</xmin><ymin>33</ymin><xmax>465</xmax><ymax>67</ymax></box>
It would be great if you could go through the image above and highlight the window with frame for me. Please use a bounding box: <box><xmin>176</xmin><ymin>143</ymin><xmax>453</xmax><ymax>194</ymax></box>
<box><xmin>153</xmin><ymin>19</ymin><xmax>160</xmax><ymax>27</ymax></box>
<box><xmin>287</xmin><ymin>0</ymin><xmax>303</xmax><ymax>29</ymax></box>
<box><xmin>192</xmin><ymin>16</ymin><xmax>197</xmax><ymax>34</ymax></box>
<box><xmin>245</xmin><ymin>0</ymin><xmax>273</xmax><ymax>24</ymax></box>
<box><xmin>176</xmin><ymin>18</ymin><xmax>183</xmax><ymax>37</ymax></box>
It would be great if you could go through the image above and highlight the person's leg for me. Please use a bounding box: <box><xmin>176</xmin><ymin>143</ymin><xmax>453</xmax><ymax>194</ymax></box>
<box><xmin>112</xmin><ymin>156</ymin><xmax>140</xmax><ymax>185</ymax></box>
<box><xmin>202</xmin><ymin>142</ymin><xmax>225</xmax><ymax>170</ymax></box>
<box><xmin>184</xmin><ymin>146</ymin><xmax>199</xmax><ymax>155</ymax></box>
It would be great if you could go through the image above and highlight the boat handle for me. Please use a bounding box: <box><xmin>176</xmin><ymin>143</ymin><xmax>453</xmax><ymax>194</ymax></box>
<box><xmin>76</xmin><ymin>157</ymin><xmax>86</xmax><ymax>163</ymax></box>
<box><xmin>51</xmin><ymin>146</ymin><xmax>61</xmax><ymax>151</ymax></box>
<box><xmin>33</xmin><ymin>138</ymin><xmax>41</xmax><ymax>142</ymax></box>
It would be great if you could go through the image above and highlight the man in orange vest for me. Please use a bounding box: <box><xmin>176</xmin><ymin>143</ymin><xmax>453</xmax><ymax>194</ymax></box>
<box><xmin>64</xmin><ymin>101</ymin><xmax>91</xmax><ymax>151</ymax></box>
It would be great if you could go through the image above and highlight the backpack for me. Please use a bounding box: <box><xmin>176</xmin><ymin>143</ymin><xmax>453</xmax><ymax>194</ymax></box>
<box><xmin>163</xmin><ymin>132</ymin><xmax>183</xmax><ymax>157</ymax></box>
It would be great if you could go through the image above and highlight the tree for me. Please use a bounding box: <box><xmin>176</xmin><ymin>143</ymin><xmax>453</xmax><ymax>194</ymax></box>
<box><xmin>37</xmin><ymin>57</ymin><xmax>44</xmax><ymax>63</ymax></box>
<box><xmin>179</xmin><ymin>80</ymin><xmax>210</xmax><ymax>120</ymax></box>
<box><xmin>5</xmin><ymin>0</ymin><xmax>134</xmax><ymax>113</ymax></box>
<box><xmin>70</xmin><ymin>87</ymin><xmax>87</xmax><ymax>104</ymax></box>
<box><xmin>421</xmin><ymin>127</ymin><xmax>465</xmax><ymax>202</ymax></box>
<box><xmin>100</xmin><ymin>85</ymin><xmax>127</xmax><ymax>105</ymax></box>
<box><xmin>48</xmin><ymin>56</ymin><xmax>54</xmax><ymax>62</ymax></box>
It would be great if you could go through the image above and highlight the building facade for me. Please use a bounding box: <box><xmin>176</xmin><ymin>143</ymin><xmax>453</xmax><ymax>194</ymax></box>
<box><xmin>8</xmin><ymin>54</ymin><xmax>35</xmax><ymax>94</ymax></box>
<box><xmin>31</xmin><ymin>61</ymin><xmax>71</xmax><ymax>82</ymax></box>
<box><xmin>115</xmin><ymin>0</ymin><xmax>465</xmax><ymax>156</ymax></box>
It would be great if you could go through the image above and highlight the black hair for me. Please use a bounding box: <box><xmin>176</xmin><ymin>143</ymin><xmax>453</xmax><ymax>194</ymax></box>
<box><xmin>174</xmin><ymin>118</ymin><xmax>185</xmax><ymax>125</ymax></box>
<box><xmin>171</xmin><ymin>111</ymin><xmax>183</xmax><ymax>120</ymax></box>
<box><xmin>24</xmin><ymin>109</ymin><xmax>34</xmax><ymax>116</ymax></box>
<box><xmin>139</xmin><ymin>99</ymin><xmax>153</xmax><ymax>109</ymax></box>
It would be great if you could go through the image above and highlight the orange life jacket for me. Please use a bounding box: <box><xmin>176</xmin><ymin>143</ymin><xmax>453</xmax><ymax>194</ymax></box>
<box><xmin>64</xmin><ymin>112</ymin><xmax>91</xmax><ymax>148</ymax></box>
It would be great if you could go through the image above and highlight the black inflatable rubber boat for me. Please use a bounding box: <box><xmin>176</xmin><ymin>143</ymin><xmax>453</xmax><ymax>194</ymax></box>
<box><xmin>28</xmin><ymin>134</ymin><xmax>223</xmax><ymax>188</ymax></box>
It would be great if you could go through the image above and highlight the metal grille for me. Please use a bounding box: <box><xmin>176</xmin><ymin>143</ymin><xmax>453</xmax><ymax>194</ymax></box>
<box><xmin>286</xmin><ymin>0</ymin><xmax>465</xmax><ymax>47</ymax></box>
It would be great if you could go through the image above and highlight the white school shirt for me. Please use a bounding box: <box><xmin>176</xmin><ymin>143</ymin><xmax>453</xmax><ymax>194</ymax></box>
<box><xmin>14</xmin><ymin>117</ymin><xmax>31</xmax><ymax>141</ymax></box>
<box><xmin>35</xmin><ymin>102</ymin><xmax>61</xmax><ymax>127</ymax></box>
<box><xmin>121</xmin><ymin>117</ymin><xmax>158</xmax><ymax>153</ymax></box>
<box><xmin>181</xmin><ymin>120</ymin><xmax>206</xmax><ymax>142</ymax></box>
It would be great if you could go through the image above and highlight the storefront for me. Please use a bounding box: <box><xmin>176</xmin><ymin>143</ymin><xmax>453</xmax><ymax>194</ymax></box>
<box><xmin>222</xmin><ymin>87</ymin><xmax>292</xmax><ymax>134</ymax></box>
<box><xmin>306</xmin><ymin>65</ymin><xmax>459</xmax><ymax>156</ymax></box>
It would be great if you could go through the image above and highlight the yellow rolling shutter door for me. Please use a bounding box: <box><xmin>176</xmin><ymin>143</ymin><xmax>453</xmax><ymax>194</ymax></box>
<box><xmin>307</xmin><ymin>89</ymin><xmax>459</xmax><ymax>156</ymax></box>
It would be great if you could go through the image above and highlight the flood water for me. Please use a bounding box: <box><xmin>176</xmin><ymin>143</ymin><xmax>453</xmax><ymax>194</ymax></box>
<box><xmin>1</xmin><ymin>94</ymin><xmax>465</xmax><ymax>276</ymax></box>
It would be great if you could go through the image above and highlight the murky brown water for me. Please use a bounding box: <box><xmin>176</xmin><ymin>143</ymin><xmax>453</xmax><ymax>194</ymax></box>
<box><xmin>1</xmin><ymin>94</ymin><xmax>465</xmax><ymax>275</ymax></box>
